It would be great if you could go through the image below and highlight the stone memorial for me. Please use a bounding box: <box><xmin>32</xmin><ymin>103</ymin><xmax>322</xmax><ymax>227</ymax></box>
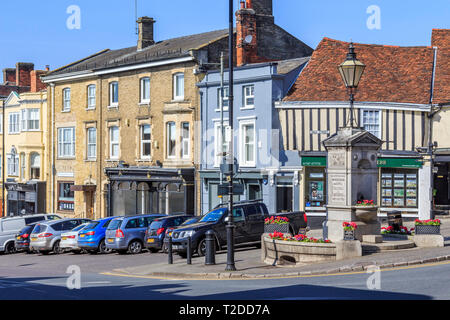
<box><xmin>323</xmin><ymin>127</ymin><xmax>383</xmax><ymax>242</ymax></box>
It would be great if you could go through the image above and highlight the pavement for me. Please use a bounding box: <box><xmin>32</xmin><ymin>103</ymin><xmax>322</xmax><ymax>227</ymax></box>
<box><xmin>106</xmin><ymin>216</ymin><xmax>450</xmax><ymax>280</ymax></box>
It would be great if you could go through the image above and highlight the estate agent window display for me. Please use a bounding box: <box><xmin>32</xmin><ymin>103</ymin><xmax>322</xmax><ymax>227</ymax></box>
<box><xmin>380</xmin><ymin>169</ymin><xmax>418</xmax><ymax>208</ymax></box>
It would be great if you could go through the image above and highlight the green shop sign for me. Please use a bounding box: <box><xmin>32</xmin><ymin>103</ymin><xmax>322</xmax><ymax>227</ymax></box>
<box><xmin>301</xmin><ymin>156</ymin><xmax>327</xmax><ymax>167</ymax></box>
<box><xmin>377</xmin><ymin>158</ymin><xmax>423</xmax><ymax>169</ymax></box>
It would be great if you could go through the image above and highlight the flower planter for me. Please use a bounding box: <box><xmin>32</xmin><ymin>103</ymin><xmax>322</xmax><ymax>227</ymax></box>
<box><xmin>343</xmin><ymin>229</ymin><xmax>355</xmax><ymax>240</ymax></box>
<box><xmin>264</xmin><ymin>223</ymin><xmax>290</xmax><ymax>235</ymax></box>
<box><xmin>354</xmin><ymin>206</ymin><xmax>378</xmax><ymax>223</ymax></box>
<box><xmin>415</xmin><ymin>225</ymin><xmax>440</xmax><ymax>235</ymax></box>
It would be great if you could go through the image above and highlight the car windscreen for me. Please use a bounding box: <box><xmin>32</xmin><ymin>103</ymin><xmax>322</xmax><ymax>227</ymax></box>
<box><xmin>107</xmin><ymin>219</ymin><xmax>123</xmax><ymax>230</ymax></box>
<box><xmin>31</xmin><ymin>224</ymin><xmax>47</xmax><ymax>234</ymax></box>
<box><xmin>149</xmin><ymin>221</ymin><xmax>164</xmax><ymax>230</ymax></box>
<box><xmin>19</xmin><ymin>225</ymin><xmax>34</xmax><ymax>234</ymax></box>
<box><xmin>72</xmin><ymin>223</ymin><xmax>88</xmax><ymax>232</ymax></box>
<box><xmin>181</xmin><ymin>217</ymin><xmax>199</xmax><ymax>226</ymax></box>
<box><xmin>199</xmin><ymin>208</ymin><xmax>227</xmax><ymax>223</ymax></box>
<box><xmin>83</xmin><ymin>222</ymin><xmax>99</xmax><ymax>230</ymax></box>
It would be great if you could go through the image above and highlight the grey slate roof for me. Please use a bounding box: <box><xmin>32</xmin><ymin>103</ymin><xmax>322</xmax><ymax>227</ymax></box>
<box><xmin>46</xmin><ymin>29</ymin><xmax>230</xmax><ymax>77</ymax></box>
<box><xmin>276</xmin><ymin>57</ymin><xmax>310</xmax><ymax>75</ymax></box>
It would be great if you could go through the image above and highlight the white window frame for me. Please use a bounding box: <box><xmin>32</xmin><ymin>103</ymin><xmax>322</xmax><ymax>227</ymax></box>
<box><xmin>30</xmin><ymin>152</ymin><xmax>40</xmax><ymax>180</ymax></box>
<box><xmin>57</xmin><ymin>127</ymin><xmax>76</xmax><ymax>158</ymax></box>
<box><xmin>63</xmin><ymin>88</ymin><xmax>71</xmax><ymax>112</ymax></box>
<box><xmin>8</xmin><ymin>112</ymin><xmax>20</xmax><ymax>134</ymax></box>
<box><xmin>20</xmin><ymin>153</ymin><xmax>26</xmax><ymax>180</ymax></box>
<box><xmin>7</xmin><ymin>154</ymin><xmax>19</xmax><ymax>176</ymax></box>
<box><xmin>86</xmin><ymin>127</ymin><xmax>97</xmax><ymax>160</ymax></box>
<box><xmin>0</xmin><ymin>114</ymin><xmax>3</xmax><ymax>134</ymax></box>
<box><xmin>173</xmin><ymin>73</ymin><xmax>184</xmax><ymax>101</ymax></box>
<box><xmin>239</xmin><ymin>119</ymin><xmax>256</xmax><ymax>167</ymax></box>
<box><xmin>216</xmin><ymin>86</ymin><xmax>229</xmax><ymax>111</ymax></box>
<box><xmin>213</xmin><ymin>121</ymin><xmax>231</xmax><ymax>167</ymax></box>
<box><xmin>242</xmin><ymin>85</ymin><xmax>255</xmax><ymax>109</ymax></box>
<box><xmin>140</xmin><ymin>77</ymin><xmax>150</xmax><ymax>104</ymax></box>
<box><xmin>109</xmin><ymin>126</ymin><xmax>120</xmax><ymax>160</ymax></box>
<box><xmin>166</xmin><ymin>122</ymin><xmax>176</xmax><ymax>159</ymax></box>
<box><xmin>181</xmin><ymin>122</ymin><xmax>190</xmax><ymax>159</ymax></box>
<box><xmin>109</xmin><ymin>82</ymin><xmax>119</xmax><ymax>107</ymax></box>
<box><xmin>21</xmin><ymin>109</ymin><xmax>40</xmax><ymax>131</ymax></box>
<box><xmin>140</xmin><ymin>124</ymin><xmax>151</xmax><ymax>159</ymax></box>
<box><xmin>361</xmin><ymin>109</ymin><xmax>381</xmax><ymax>139</ymax></box>
<box><xmin>87</xmin><ymin>85</ymin><xmax>96</xmax><ymax>109</ymax></box>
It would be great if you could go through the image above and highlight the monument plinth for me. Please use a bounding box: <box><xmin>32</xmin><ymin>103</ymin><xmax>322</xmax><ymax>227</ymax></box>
<box><xmin>323</xmin><ymin>127</ymin><xmax>383</xmax><ymax>242</ymax></box>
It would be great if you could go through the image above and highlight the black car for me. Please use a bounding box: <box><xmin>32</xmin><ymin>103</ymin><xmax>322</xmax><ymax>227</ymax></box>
<box><xmin>144</xmin><ymin>215</ymin><xmax>193</xmax><ymax>253</ymax></box>
<box><xmin>170</xmin><ymin>200</ymin><xmax>307</xmax><ymax>257</ymax></box>
<box><xmin>14</xmin><ymin>223</ymin><xmax>38</xmax><ymax>253</ymax></box>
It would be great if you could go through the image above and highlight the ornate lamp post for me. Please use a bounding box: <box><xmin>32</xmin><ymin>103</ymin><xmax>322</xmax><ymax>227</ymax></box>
<box><xmin>338</xmin><ymin>42</ymin><xmax>366</xmax><ymax>128</ymax></box>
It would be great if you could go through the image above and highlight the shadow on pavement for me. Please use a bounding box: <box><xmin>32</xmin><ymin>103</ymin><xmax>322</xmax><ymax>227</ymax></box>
<box><xmin>0</xmin><ymin>276</ymin><xmax>431</xmax><ymax>301</ymax></box>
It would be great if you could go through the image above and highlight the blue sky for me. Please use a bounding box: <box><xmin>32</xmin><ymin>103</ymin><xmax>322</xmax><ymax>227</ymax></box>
<box><xmin>0</xmin><ymin>0</ymin><xmax>448</xmax><ymax>77</ymax></box>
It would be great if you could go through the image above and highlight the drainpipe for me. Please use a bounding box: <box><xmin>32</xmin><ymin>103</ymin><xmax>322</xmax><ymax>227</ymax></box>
<box><xmin>50</xmin><ymin>83</ymin><xmax>55</xmax><ymax>213</ymax></box>
<box><xmin>1</xmin><ymin>96</ymin><xmax>5</xmax><ymax>217</ymax></box>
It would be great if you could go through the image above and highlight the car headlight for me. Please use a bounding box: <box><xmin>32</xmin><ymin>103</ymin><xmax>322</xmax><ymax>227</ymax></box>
<box><xmin>180</xmin><ymin>230</ymin><xmax>195</xmax><ymax>238</ymax></box>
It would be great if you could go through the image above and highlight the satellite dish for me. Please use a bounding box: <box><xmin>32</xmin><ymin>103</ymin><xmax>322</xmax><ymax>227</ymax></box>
<box><xmin>244</xmin><ymin>35</ymin><xmax>253</xmax><ymax>44</ymax></box>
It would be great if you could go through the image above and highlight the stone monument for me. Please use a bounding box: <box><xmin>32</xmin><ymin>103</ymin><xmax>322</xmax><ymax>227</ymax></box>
<box><xmin>323</xmin><ymin>127</ymin><xmax>383</xmax><ymax>242</ymax></box>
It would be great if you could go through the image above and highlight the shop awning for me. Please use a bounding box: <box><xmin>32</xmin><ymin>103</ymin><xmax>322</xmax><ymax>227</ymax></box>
<box><xmin>70</xmin><ymin>185</ymin><xmax>97</xmax><ymax>192</ymax></box>
<box><xmin>377</xmin><ymin>158</ymin><xmax>423</xmax><ymax>168</ymax></box>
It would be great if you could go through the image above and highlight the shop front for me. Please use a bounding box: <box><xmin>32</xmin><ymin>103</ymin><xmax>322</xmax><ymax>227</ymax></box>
<box><xmin>5</xmin><ymin>181</ymin><xmax>46</xmax><ymax>216</ymax></box>
<box><xmin>377</xmin><ymin>155</ymin><xmax>423</xmax><ymax>218</ymax></box>
<box><xmin>433</xmin><ymin>153</ymin><xmax>450</xmax><ymax>211</ymax></box>
<box><xmin>105</xmin><ymin>166</ymin><xmax>195</xmax><ymax>217</ymax></box>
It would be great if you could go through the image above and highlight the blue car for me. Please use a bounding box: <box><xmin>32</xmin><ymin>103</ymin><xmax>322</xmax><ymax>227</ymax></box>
<box><xmin>77</xmin><ymin>217</ymin><xmax>117</xmax><ymax>254</ymax></box>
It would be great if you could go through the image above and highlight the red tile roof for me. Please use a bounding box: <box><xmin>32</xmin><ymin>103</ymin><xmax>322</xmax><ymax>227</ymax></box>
<box><xmin>284</xmin><ymin>37</ymin><xmax>436</xmax><ymax>105</ymax></box>
<box><xmin>432</xmin><ymin>29</ymin><xmax>450</xmax><ymax>105</ymax></box>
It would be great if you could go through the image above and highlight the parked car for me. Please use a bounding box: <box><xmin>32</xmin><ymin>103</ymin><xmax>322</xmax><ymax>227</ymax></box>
<box><xmin>170</xmin><ymin>200</ymin><xmax>307</xmax><ymax>257</ymax></box>
<box><xmin>30</xmin><ymin>218</ymin><xmax>91</xmax><ymax>255</ymax></box>
<box><xmin>144</xmin><ymin>215</ymin><xmax>193</xmax><ymax>253</ymax></box>
<box><xmin>0</xmin><ymin>214</ymin><xmax>61</xmax><ymax>254</ymax></box>
<box><xmin>60</xmin><ymin>223</ymin><xmax>90</xmax><ymax>253</ymax></box>
<box><xmin>14</xmin><ymin>223</ymin><xmax>39</xmax><ymax>253</ymax></box>
<box><xmin>78</xmin><ymin>217</ymin><xmax>117</xmax><ymax>254</ymax></box>
<box><xmin>162</xmin><ymin>215</ymin><xmax>202</xmax><ymax>252</ymax></box>
<box><xmin>105</xmin><ymin>214</ymin><xmax>165</xmax><ymax>254</ymax></box>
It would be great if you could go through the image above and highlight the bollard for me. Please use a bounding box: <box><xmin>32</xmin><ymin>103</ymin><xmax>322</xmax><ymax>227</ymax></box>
<box><xmin>167</xmin><ymin>236</ymin><xmax>173</xmax><ymax>265</ymax></box>
<box><xmin>187</xmin><ymin>236</ymin><xmax>192</xmax><ymax>265</ymax></box>
<box><xmin>205</xmin><ymin>230</ymin><xmax>216</xmax><ymax>265</ymax></box>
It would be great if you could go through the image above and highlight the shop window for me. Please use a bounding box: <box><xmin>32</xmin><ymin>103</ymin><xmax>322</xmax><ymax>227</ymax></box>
<box><xmin>58</xmin><ymin>182</ymin><xmax>74</xmax><ymax>211</ymax></box>
<box><xmin>381</xmin><ymin>169</ymin><xmax>418</xmax><ymax>208</ymax></box>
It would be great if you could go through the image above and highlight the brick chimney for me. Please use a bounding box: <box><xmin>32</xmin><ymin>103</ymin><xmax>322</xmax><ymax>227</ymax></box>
<box><xmin>30</xmin><ymin>70</ymin><xmax>47</xmax><ymax>92</ymax></box>
<box><xmin>2</xmin><ymin>68</ymin><xmax>16</xmax><ymax>84</ymax></box>
<box><xmin>236</xmin><ymin>0</ymin><xmax>258</xmax><ymax>66</ymax></box>
<box><xmin>137</xmin><ymin>16</ymin><xmax>156</xmax><ymax>51</ymax></box>
<box><xmin>15</xmin><ymin>62</ymin><xmax>34</xmax><ymax>87</ymax></box>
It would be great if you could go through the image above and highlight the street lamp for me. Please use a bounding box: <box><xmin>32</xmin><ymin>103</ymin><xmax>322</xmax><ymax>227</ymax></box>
<box><xmin>225</xmin><ymin>0</ymin><xmax>236</xmax><ymax>272</ymax></box>
<box><xmin>338</xmin><ymin>42</ymin><xmax>366</xmax><ymax>128</ymax></box>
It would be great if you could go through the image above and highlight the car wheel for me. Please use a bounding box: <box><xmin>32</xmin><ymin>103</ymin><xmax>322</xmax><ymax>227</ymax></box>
<box><xmin>98</xmin><ymin>240</ymin><xmax>112</xmax><ymax>254</ymax></box>
<box><xmin>162</xmin><ymin>243</ymin><xmax>168</xmax><ymax>253</ymax></box>
<box><xmin>127</xmin><ymin>240</ymin><xmax>143</xmax><ymax>254</ymax></box>
<box><xmin>4</xmin><ymin>242</ymin><xmax>16</xmax><ymax>254</ymax></box>
<box><xmin>197</xmin><ymin>238</ymin><xmax>207</xmax><ymax>257</ymax></box>
<box><xmin>52</xmin><ymin>241</ymin><xmax>62</xmax><ymax>254</ymax></box>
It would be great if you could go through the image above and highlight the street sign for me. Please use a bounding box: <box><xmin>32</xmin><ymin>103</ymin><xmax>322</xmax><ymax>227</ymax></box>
<box><xmin>218</xmin><ymin>183</ymin><xmax>245</xmax><ymax>196</ymax></box>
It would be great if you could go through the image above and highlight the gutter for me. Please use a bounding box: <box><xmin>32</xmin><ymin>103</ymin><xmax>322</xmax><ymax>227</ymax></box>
<box><xmin>41</xmin><ymin>56</ymin><xmax>195</xmax><ymax>84</ymax></box>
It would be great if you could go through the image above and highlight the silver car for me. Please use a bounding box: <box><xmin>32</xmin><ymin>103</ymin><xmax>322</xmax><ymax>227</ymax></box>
<box><xmin>60</xmin><ymin>223</ymin><xmax>90</xmax><ymax>253</ymax></box>
<box><xmin>30</xmin><ymin>218</ymin><xmax>91</xmax><ymax>255</ymax></box>
<box><xmin>0</xmin><ymin>214</ymin><xmax>61</xmax><ymax>254</ymax></box>
<box><xmin>105</xmin><ymin>214</ymin><xmax>165</xmax><ymax>254</ymax></box>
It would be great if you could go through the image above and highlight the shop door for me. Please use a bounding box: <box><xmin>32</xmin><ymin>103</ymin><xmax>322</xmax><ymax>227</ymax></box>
<box><xmin>434</xmin><ymin>163</ymin><xmax>449</xmax><ymax>206</ymax></box>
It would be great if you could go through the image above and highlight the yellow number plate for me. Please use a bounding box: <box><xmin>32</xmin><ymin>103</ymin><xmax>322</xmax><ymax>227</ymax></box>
<box><xmin>16</xmin><ymin>236</ymin><xmax>21</xmax><ymax>240</ymax></box>
<box><xmin>147</xmin><ymin>238</ymin><xmax>155</xmax><ymax>243</ymax></box>
<box><xmin>80</xmin><ymin>234</ymin><xmax>85</xmax><ymax>238</ymax></box>
<box><xmin>107</xmin><ymin>238</ymin><xmax>114</xmax><ymax>243</ymax></box>
<box><xmin>62</xmin><ymin>237</ymin><xmax>67</xmax><ymax>240</ymax></box>
<box><xmin>31</xmin><ymin>237</ymin><xmax>37</xmax><ymax>241</ymax></box>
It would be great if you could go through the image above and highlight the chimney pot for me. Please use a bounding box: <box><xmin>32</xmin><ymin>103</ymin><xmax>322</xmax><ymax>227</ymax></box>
<box><xmin>137</xmin><ymin>16</ymin><xmax>156</xmax><ymax>51</ymax></box>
